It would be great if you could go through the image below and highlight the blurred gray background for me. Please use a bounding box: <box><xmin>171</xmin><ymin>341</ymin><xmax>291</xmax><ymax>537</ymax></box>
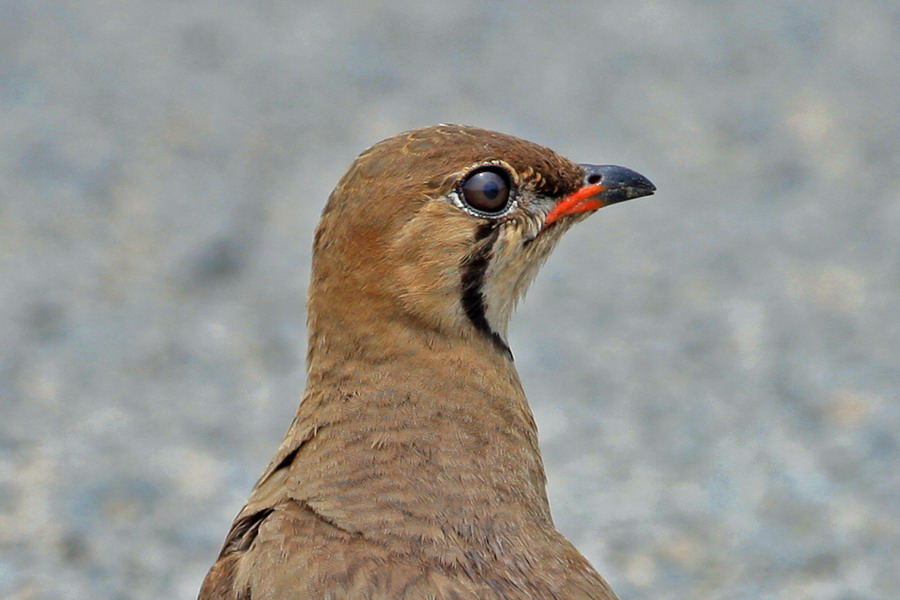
<box><xmin>2</xmin><ymin>1</ymin><xmax>898</xmax><ymax>599</ymax></box>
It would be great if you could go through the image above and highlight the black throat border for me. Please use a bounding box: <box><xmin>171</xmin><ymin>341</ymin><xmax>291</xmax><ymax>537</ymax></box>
<box><xmin>460</xmin><ymin>223</ymin><xmax>513</xmax><ymax>360</ymax></box>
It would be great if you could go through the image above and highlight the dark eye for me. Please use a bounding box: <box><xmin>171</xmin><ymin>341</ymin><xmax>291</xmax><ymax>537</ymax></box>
<box><xmin>460</xmin><ymin>168</ymin><xmax>511</xmax><ymax>214</ymax></box>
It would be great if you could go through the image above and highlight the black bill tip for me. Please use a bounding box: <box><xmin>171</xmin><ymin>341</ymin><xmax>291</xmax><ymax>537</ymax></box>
<box><xmin>579</xmin><ymin>164</ymin><xmax>656</xmax><ymax>204</ymax></box>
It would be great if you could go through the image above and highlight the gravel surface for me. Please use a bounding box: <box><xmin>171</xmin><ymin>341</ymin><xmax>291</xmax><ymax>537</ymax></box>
<box><xmin>2</xmin><ymin>2</ymin><xmax>898</xmax><ymax>599</ymax></box>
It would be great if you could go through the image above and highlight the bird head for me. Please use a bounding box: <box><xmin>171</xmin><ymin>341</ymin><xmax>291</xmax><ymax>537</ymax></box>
<box><xmin>308</xmin><ymin>125</ymin><xmax>655</xmax><ymax>359</ymax></box>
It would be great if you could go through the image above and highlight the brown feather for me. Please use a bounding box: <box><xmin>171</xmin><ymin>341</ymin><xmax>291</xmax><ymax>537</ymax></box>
<box><xmin>200</xmin><ymin>125</ymin><xmax>622</xmax><ymax>599</ymax></box>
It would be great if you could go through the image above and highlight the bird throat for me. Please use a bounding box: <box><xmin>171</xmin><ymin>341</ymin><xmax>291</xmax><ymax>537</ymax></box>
<box><xmin>460</xmin><ymin>223</ymin><xmax>513</xmax><ymax>359</ymax></box>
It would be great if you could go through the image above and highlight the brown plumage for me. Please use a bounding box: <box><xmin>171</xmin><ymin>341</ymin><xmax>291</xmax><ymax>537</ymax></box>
<box><xmin>199</xmin><ymin>124</ymin><xmax>655</xmax><ymax>600</ymax></box>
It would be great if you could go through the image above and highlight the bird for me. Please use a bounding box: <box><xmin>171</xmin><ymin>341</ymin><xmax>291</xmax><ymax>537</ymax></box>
<box><xmin>199</xmin><ymin>124</ymin><xmax>655</xmax><ymax>600</ymax></box>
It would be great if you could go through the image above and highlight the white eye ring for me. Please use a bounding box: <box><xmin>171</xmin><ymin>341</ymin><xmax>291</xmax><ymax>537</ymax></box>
<box><xmin>451</xmin><ymin>165</ymin><xmax>517</xmax><ymax>219</ymax></box>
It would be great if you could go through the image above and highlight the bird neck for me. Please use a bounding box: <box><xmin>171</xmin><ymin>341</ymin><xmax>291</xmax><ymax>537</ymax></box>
<box><xmin>296</xmin><ymin>314</ymin><xmax>554</xmax><ymax>539</ymax></box>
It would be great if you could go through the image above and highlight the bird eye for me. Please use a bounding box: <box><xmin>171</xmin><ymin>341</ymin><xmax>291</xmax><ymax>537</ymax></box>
<box><xmin>460</xmin><ymin>168</ymin><xmax>511</xmax><ymax>214</ymax></box>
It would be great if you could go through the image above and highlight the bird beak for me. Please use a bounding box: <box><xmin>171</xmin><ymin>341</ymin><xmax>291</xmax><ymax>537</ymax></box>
<box><xmin>544</xmin><ymin>164</ymin><xmax>655</xmax><ymax>226</ymax></box>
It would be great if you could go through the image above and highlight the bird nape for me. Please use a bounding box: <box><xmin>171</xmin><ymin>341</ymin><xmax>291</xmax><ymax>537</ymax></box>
<box><xmin>199</xmin><ymin>124</ymin><xmax>655</xmax><ymax>600</ymax></box>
